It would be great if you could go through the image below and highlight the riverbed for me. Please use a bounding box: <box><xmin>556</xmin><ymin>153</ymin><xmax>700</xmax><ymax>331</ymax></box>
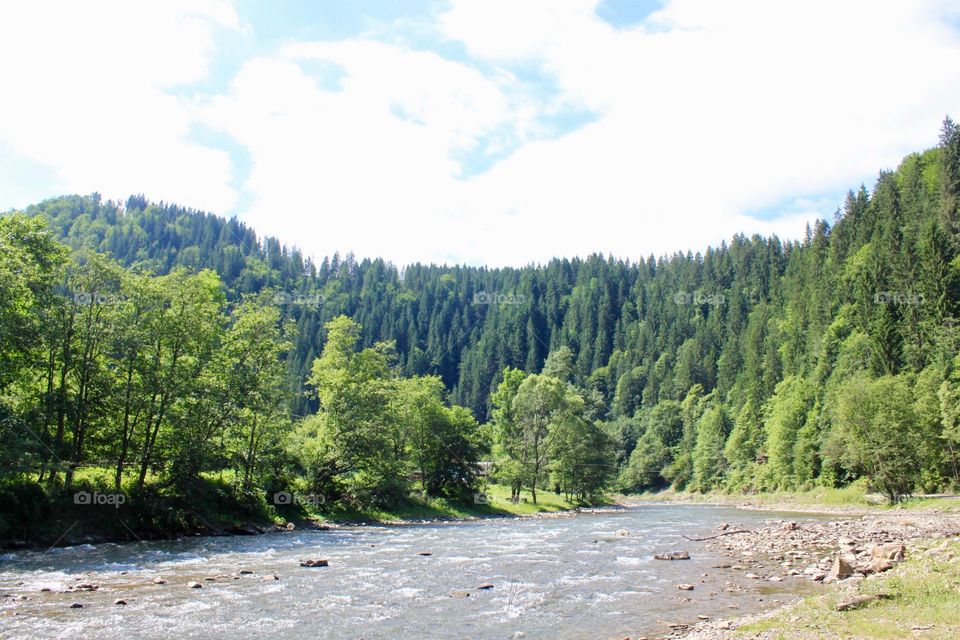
<box><xmin>0</xmin><ymin>505</ymin><xmax>826</xmax><ymax>639</ymax></box>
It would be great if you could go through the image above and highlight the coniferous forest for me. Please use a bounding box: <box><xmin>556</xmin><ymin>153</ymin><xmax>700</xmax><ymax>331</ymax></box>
<box><xmin>2</xmin><ymin>119</ymin><xmax>960</xmax><ymax>540</ymax></box>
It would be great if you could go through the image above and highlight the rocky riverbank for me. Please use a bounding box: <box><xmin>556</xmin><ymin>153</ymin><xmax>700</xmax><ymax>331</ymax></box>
<box><xmin>647</xmin><ymin>511</ymin><xmax>960</xmax><ymax>639</ymax></box>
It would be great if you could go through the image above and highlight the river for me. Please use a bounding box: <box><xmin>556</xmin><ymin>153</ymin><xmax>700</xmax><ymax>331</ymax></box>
<box><xmin>0</xmin><ymin>505</ymin><xmax>824</xmax><ymax>639</ymax></box>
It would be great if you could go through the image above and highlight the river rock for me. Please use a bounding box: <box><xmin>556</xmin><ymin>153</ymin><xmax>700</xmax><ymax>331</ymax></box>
<box><xmin>231</xmin><ymin>525</ymin><xmax>259</xmax><ymax>536</ymax></box>
<box><xmin>477</xmin><ymin>583</ymin><xmax>494</xmax><ymax>590</ymax></box>
<box><xmin>239</xmin><ymin>570</ymin><xmax>253</xmax><ymax>575</ymax></box>
<box><xmin>417</xmin><ymin>552</ymin><xmax>433</xmax><ymax>556</ymax></box>
<box><xmin>69</xmin><ymin>603</ymin><xmax>84</xmax><ymax>609</ymax></box>
<box><xmin>803</xmin><ymin>564</ymin><xmax>826</xmax><ymax>581</ymax></box>
<box><xmin>300</xmin><ymin>559</ymin><xmax>329</xmax><ymax>567</ymax></box>
<box><xmin>677</xmin><ymin>583</ymin><xmax>695</xmax><ymax>591</ymax></box>
<box><xmin>871</xmin><ymin>543</ymin><xmax>905</xmax><ymax>562</ymax></box>
<box><xmin>826</xmin><ymin>554</ymin><xmax>855</xmax><ymax>581</ymax></box>
<box><xmin>864</xmin><ymin>558</ymin><xmax>894</xmax><ymax>574</ymax></box>
<box><xmin>654</xmin><ymin>551</ymin><xmax>691</xmax><ymax>561</ymax></box>
<box><xmin>114</xmin><ymin>599</ymin><xmax>127</xmax><ymax>605</ymax></box>
<box><xmin>187</xmin><ymin>582</ymin><xmax>203</xmax><ymax>589</ymax></box>
<box><xmin>153</xmin><ymin>578</ymin><xmax>166</xmax><ymax>585</ymax></box>
<box><xmin>614</xmin><ymin>529</ymin><xmax>629</xmax><ymax>537</ymax></box>
<box><xmin>836</xmin><ymin>593</ymin><xmax>891</xmax><ymax>611</ymax></box>
<box><xmin>449</xmin><ymin>590</ymin><xmax>471</xmax><ymax>598</ymax></box>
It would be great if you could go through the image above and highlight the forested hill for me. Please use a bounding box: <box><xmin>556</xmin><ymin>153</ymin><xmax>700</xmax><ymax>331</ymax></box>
<box><xmin>17</xmin><ymin>118</ymin><xmax>960</xmax><ymax>496</ymax></box>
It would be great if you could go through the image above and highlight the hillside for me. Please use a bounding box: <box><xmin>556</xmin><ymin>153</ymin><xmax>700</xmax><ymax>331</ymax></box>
<box><xmin>1</xmin><ymin>119</ymin><xmax>959</xmax><ymax>543</ymax></box>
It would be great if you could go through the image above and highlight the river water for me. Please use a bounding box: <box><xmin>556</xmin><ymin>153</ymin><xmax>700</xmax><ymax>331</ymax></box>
<box><xmin>0</xmin><ymin>505</ymin><xmax>824</xmax><ymax>640</ymax></box>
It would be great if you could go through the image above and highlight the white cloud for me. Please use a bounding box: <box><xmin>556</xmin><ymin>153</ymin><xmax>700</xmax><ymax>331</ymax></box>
<box><xmin>433</xmin><ymin>0</ymin><xmax>960</xmax><ymax>263</ymax></box>
<box><xmin>3</xmin><ymin>1</ymin><xmax>959</xmax><ymax>265</ymax></box>
<box><xmin>0</xmin><ymin>0</ymin><xmax>240</xmax><ymax>213</ymax></box>
<box><xmin>203</xmin><ymin>0</ymin><xmax>960</xmax><ymax>266</ymax></box>
<box><xmin>197</xmin><ymin>40</ymin><xmax>528</xmax><ymax>265</ymax></box>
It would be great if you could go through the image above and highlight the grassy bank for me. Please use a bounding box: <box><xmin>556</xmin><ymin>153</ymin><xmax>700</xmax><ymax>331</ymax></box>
<box><xmin>0</xmin><ymin>475</ymin><xmax>279</xmax><ymax>547</ymax></box>
<box><xmin>626</xmin><ymin>479</ymin><xmax>960</xmax><ymax>513</ymax></box>
<box><xmin>291</xmin><ymin>483</ymin><xmax>591</xmax><ymax>524</ymax></box>
<box><xmin>1</xmin><ymin>476</ymin><xmax>597</xmax><ymax>548</ymax></box>
<box><xmin>739</xmin><ymin>540</ymin><xmax>960</xmax><ymax>639</ymax></box>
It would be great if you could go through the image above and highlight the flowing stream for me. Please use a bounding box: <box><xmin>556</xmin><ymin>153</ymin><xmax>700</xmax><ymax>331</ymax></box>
<box><xmin>0</xmin><ymin>505</ymin><xmax>825</xmax><ymax>639</ymax></box>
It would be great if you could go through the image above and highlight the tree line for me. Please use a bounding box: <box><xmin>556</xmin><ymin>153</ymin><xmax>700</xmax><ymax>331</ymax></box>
<box><xmin>0</xmin><ymin>214</ymin><xmax>611</xmax><ymax>539</ymax></box>
<box><xmin>2</xmin><ymin>119</ymin><xmax>960</xmax><ymax>538</ymax></box>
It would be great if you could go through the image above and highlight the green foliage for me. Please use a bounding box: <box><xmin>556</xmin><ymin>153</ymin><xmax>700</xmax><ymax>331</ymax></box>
<box><xmin>3</xmin><ymin>118</ymin><xmax>960</xmax><ymax>538</ymax></box>
<box><xmin>691</xmin><ymin>403</ymin><xmax>729</xmax><ymax>492</ymax></box>
<box><xmin>761</xmin><ymin>376</ymin><xmax>814</xmax><ymax>489</ymax></box>
<box><xmin>832</xmin><ymin>374</ymin><xmax>921</xmax><ymax>503</ymax></box>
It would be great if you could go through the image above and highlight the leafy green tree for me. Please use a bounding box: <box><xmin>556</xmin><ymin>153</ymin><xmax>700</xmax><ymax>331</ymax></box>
<box><xmin>394</xmin><ymin>376</ymin><xmax>483</xmax><ymax>499</ymax></box>
<box><xmin>761</xmin><ymin>376</ymin><xmax>814</xmax><ymax>489</ymax></box>
<box><xmin>135</xmin><ymin>269</ymin><xmax>225</xmax><ymax>490</ymax></box>
<box><xmin>512</xmin><ymin>374</ymin><xmax>580</xmax><ymax>504</ymax></box>
<box><xmin>833</xmin><ymin>374</ymin><xmax>921</xmax><ymax>503</ymax></box>
<box><xmin>489</xmin><ymin>367</ymin><xmax>527</xmax><ymax>501</ymax></box>
<box><xmin>621</xmin><ymin>400</ymin><xmax>682</xmax><ymax>490</ymax></box>
<box><xmin>691</xmin><ymin>403</ymin><xmax>729</xmax><ymax>492</ymax></box>
<box><xmin>306</xmin><ymin>316</ymin><xmax>404</xmax><ymax>506</ymax></box>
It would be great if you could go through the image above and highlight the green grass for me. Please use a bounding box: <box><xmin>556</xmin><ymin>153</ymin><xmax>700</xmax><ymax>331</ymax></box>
<box><xmin>628</xmin><ymin>479</ymin><xmax>960</xmax><ymax>513</ymax></box>
<box><xmin>303</xmin><ymin>483</ymin><xmax>588</xmax><ymax>524</ymax></box>
<box><xmin>3</xmin><ymin>468</ymin><xmax>604</xmax><ymax>546</ymax></box>
<box><xmin>741</xmin><ymin>541</ymin><xmax>960</xmax><ymax>639</ymax></box>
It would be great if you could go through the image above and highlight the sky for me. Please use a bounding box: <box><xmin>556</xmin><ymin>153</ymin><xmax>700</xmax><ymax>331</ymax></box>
<box><xmin>1</xmin><ymin>0</ymin><xmax>959</xmax><ymax>267</ymax></box>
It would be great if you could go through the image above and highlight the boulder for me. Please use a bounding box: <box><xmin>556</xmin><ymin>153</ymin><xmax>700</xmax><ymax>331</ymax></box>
<box><xmin>300</xmin><ymin>559</ymin><xmax>329</xmax><ymax>567</ymax></box>
<box><xmin>863</xmin><ymin>558</ymin><xmax>894</xmax><ymax>574</ymax></box>
<box><xmin>654</xmin><ymin>551</ymin><xmax>691</xmax><ymax>561</ymax></box>
<box><xmin>836</xmin><ymin>593</ymin><xmax>892</xmax><ymax>611</ymax></box>
<box><xmin>871</xmin><ymin>543</ymin><xmax>906</xmax><ymax>562</ymax></box>
<box><xmin>826</xmin><ymin>554</ymin><xmax>855</xmax><ymax>581</ymax></box>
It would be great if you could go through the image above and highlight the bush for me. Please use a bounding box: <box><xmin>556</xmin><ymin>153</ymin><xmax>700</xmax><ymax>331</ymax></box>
<box><xmin>0</xmin><ymin>480</ymin><xmax>51</xmax><ymax>540</ymax></box>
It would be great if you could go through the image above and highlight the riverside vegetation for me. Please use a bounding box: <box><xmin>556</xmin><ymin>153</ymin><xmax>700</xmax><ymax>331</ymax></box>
<box><xmin>2</xmin><ymin>119</ymin><xmax>960</xmax><ymax>545</ymax></box>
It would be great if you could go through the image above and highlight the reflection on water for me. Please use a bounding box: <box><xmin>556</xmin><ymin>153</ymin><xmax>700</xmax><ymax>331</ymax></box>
<box><xmin>0</xmin><ymin>506</ymin><xmax>822</xmax><ymax>640</ymax></box>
